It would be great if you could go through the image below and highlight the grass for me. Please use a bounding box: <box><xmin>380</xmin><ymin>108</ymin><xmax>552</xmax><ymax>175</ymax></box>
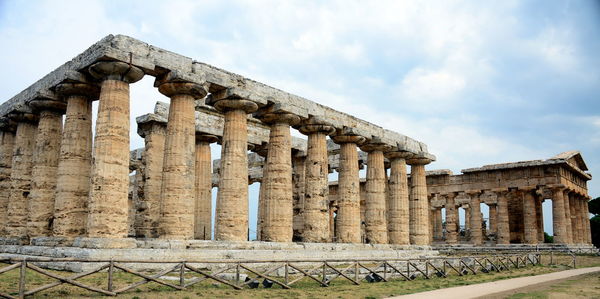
<box><xmin>0</xmin><ymin>254</ymin><xmax>598</xmax><ymax>299</ymax></box>
<box><xmin>506</xmin><ymin>271</ymin><xmax>600</xmax><ymax>299</ymax></box>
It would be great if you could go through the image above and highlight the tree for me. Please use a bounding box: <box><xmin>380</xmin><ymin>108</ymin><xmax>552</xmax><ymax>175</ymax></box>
<box><xmin>590</xmin><ymin>197</ymin><xmax>600</xmax><ymax>248</ymax></box>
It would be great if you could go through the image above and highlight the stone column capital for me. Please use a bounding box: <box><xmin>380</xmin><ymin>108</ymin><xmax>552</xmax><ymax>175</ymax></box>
<box><xmin>406</xmin><ymin>156</ymin><xmax>432</xmax><ymax>165</ymax></box>
<box><xmin>137</xmin><ymin>118</ymin><xmax>167</xmax><ymax>138</ymax></box>
<box><xmin>8</xmin><ymin>112</ymin><xmax>38</xmax><ymax>124</ymax></box>
<box><xmin>0</xmin><ymin>117</ymin><xmax>17</xmax><ymax>133</ymax></box>
<box><xmin>157</xmin><ymin>81</ymin><xmax>208</xmax><ymax>99</ymax></box>
<box><xmin>258</xmin><ymin>112</ymin><xmax>300</xmax><ymax>126</ymax></box>
<box><xmin>28</xmin><ymin>96</ymin><xmax>66</xmax><ymax>114</ymax></box>
<box><xmin>385</xmin><ymin>150</ymin><xmax>414</xmax><ymax>160</ymax></box>
<box><xmin>331</xmin><ymin>134</ymin><xmax>366</xmax><ymax>145</ymax></box>
<box><xmin>55</xmin><ymin>83</ymin><xmax>100</xmax><ymax>99</ymax></box>
<box><xmin>297</xmin><ymin>117</ymin><xmax>335</xmax><ymax>135</ymax></box>
<box><xmin>546</xmin><ymin>184</ymin><xmax>566</xmax><ymax>191</ymax></box>
<box><xmin>196</xmin><ymin>134</ymin><xmax>219</xmax><ymax>144</ymax></box>
<box><xmin>88</xmin><ymin>61</ymin><xmax>144</xmax><ymax>83</ymax></box>
<box><xmin>360</xmin><ymin>142</ymin><xmax>392</xmax><ymax>153</ymax></box>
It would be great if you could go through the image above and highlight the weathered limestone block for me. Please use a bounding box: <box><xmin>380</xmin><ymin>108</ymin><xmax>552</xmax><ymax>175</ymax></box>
<box><xmin>445</xmin><ymin>193</ymin><xmax>458</xmax><ymax>244</ymax></box>
<box><xmin>562</xmin><ymin>189</ymin><xmax>573</xmax><ymax>244</ymax></box>
<box><xmin>361</xmin><ymin>143</ymin><xmax>390</xmax><ymax>244</ymax></box>
<box><xmin>299</xmin><ymin>119</ymin><xmax>335</xmax><ymax>243</ymax></box>
<box><xmin>213</xmin><ymin>98</ymin><xmax>258</xmax><ymax>241</ymax></box>
<box><xmin>258</xmin><ymin>113</ymin><xmax>299</xmax><ymax>242</ymax></box>
<box><xmin>52</xmin><ymin>83</ymin><xmax>97</xmax><ymax>237</ymax></box>
<box><xmin>496</xmin><ymin>190</ymin><xmax>510</xmax><ymax>245</ymax></box>
<box><xmin>136</xmin><ymin>119</ymin><xmax>166</xmax><ymax>238</ymax></box>
<box><xmin>87</xmin><ymin>61</ymin><xmax>144</xmax><ymax>238</ymax></box>
<box><xmin>468</xmin><ymin>191</ymin><xmax>483</xmax><ymax>245</ymax></box>
<box><xmin>157</xmin><ymin>80</ymin><xmax>208</xmax><ymax>239</ymax></box>
<box><xmin>408</xmin><ymin>157</ymin><xmax>431</xmax><ymax>245</ymax></box>
<box><xmin>292</xmin><ymin>156</ymin><xmax>306</xmax><ymax>241</ymax></box>
<box><xmin>195</xmin><ymin>134</ymin><xmax>217</xmax><ymax>240</ymax></box>
<box><xmin>0</xmin><ymin>126</ymin><xmax>15</xmax><ymax>235</ymax></box>
<box><xmin>522</xmin><ymin>188</ymin><xmax>538</xmax><ymax>244</ymax></box>
<box><xmin>6</xmin><ymin>114</ymin><xmax>38</xmax><ymax>241</ymax></box>
<box><xmin>27</xmin><ymin>98</ymin><xmax>65</xmax><ymax>238</ymax></box>
<box><xmin>386</xmin><ymin>154</ymin><xmax>410</xmax><ymax>245</ymax></box>
<box><xmin>333</xmin><ymin>134</ymin><xmax>365</xmax><ymax>243</ymax></box>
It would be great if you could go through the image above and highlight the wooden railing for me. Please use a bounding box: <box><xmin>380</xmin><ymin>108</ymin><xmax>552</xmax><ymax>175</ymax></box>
<box><xmin>0</xmin><ymin>253</ymin><xmax>572</xmax><ymax>299</ymax></box>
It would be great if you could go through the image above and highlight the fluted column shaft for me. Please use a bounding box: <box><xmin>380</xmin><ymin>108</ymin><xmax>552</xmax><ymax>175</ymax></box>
<box><xmin>563</xmin><ymin>190</ymin><xmax>573</xmax><ymax>244</ymax></box>
<box><xmin>535</xmin><ymin>197</ymin><xmax>544</xmax><ymax>242</ymax></box>
<box><xmin>6</xmin><ymin>115</ymin><xmax>38</xmax><ymax>240</ymax></box>
<box><xmin>53</xmin><ymin>84</ymin><xmax>96</xmax><ymax>237</ymax></box>
<box><xmin>489</xmin><ymin>204</ymin><xmax>497</xmax><ymax>235</ymax></box>
<box><xmin>0</xmin><ymin>128</ymin><xmax>15</xmax><ymax>235</ymax></box>
<box><xmin>194</xmin><ymin>135</ymin><xmax>216</xmax><ymax>240</ymax></box>
<box><xmin>583</xmin><ymin>198</ymin><xmax>591</xmax><ymax>244</ymax></box>
<box><xmin>259</xmin><ymin>113</ymin><xmax>299</xmax><ymax>242</ymax></box>
<box><xmin>87</xmin><ymin>61</ymin><xmax>144</xmax><ymax>238</ymax></box>
<box><xmin>568</xmin><ymin>194</ymin><xmax>579</xmax><ymax>243</ymax></box>
<box><xmin>334</xmin><ymin>137</ymin><xmax>363</xmax><ymax>243</ymax></box>
<box><xmin>551</xmin><ymin>187</ymin><xmax>567</xmax><ymax>244</ymax></box>
<box><xmin>28</xmin><ymin>107</ymin><xmax>64</xmax><ymax>237</ymax></box>
<box><xmin>408</xmin><ymin>158</ymin><xmax>431</xmax><ymax>245</ymax></box>
<box><xmin>157</xmin><ymin>82</ymin><xmax>207</xmax><ymax>239</ymax></box>
<box><xmin>469</xmin><ymin>191</ymin><xmax>483</xmax><ymax>245</ymax></box>
<box><xmin>387</xmin><ymin>156</ymin><xmax>410</xmax><ymax>245</ymax></box>
<box><xmin>214</xmin><ymin>99</ymin><xmax>257</xmax><ymax>241</ymax></box>
<box><xmin>292</xmin><ymin>156</ymin><xmax>306</xmax><ymax>241</ymax></box>
<box><xmin>523</xmin><ymin>189</ymin><xmax>538</xmax><ymax>244</ymax></box>
<box><xmin>299</xmin><ymin>122</ymin><xmax>333</xmax><ymax>243</ymax></box>
<box><xmin>575</xmin><ymin>196</ymin><xmax>584</xmax><ymax>243</ymax></box>
<box><xmin>496</xmin><ymin>191</ymin><xmax>510</xmax><ymax>245</ymax></box>
<box><xmin>464</xmin><ymin>207</ymin><xmax>471</xmax><ymax>231</ymax></box>
<box><xmin>434</xmin><ymin>208</ymin><xmax>442</xmax><ymax>240</ymax></box>
<box><xmin>363</xmin><ymin>148</ymin><xmax>388</xmax><ymax>244</ymax></box>
<box><xmin>445</xmin><ymin>194</ymin><xmax>457</xmax><ymax>244</ymax></box>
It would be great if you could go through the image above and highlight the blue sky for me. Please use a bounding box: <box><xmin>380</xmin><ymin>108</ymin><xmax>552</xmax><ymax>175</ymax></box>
<box><xmin>1</xmin><ymin>0</ymin><xmax>598</xmax><ymax>238</ymax></box>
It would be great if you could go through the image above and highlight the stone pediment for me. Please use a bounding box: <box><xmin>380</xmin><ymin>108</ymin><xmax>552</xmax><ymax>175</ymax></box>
<box><xmin>550</xmin><ymin>151</ymin><xmax>588</xmax><ymax>171</ymax></box>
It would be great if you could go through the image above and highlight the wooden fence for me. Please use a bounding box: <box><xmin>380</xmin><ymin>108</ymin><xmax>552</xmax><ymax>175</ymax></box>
<box><xmin>0</xmin><ymin>252</ymin><xmax>575</xmax><ymax>299</ymax></box>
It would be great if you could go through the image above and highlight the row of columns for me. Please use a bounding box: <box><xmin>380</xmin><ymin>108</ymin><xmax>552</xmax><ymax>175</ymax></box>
<box><xmin>434</xmin><ymin>186</ymin><xmax>591</xmax><ymax>245</ymax></box>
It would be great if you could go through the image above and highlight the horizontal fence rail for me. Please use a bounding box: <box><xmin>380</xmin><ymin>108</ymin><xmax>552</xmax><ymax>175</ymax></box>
<box><xmin>0</xmin><ymin>253</ymin><xmax>580</xmax><ymax>299</ymax></box>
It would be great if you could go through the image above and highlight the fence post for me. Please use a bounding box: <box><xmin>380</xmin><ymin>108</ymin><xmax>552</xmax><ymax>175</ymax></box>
<box><xmin>322</xmin><ymin>263</ymin><xmax>326</xmax><ymax>284</ymax></box>
<box><xmin>235</xmin><ymin>263</ymin><xmax>240</xmax><ymax>286</ymax></box>
<box><xmin>18</xmin><ymin>259</ymin><xmax>26</xmax><ymax>299</ymax></box>
<box><xmin>383</xmin><ymin>262</ymin><xmax>387</xmax><ymax>281</ymax></box>
<box><xmin>354</xmin><ymin>261</ymin><xmax>359</xmax><ymax>282</ymax></box>
<box><xmin>108</xmin><ymin>259</ymin><xmax>114</xmax><ymax>292</ymax></box>
<box><xmin>550</xmin><ymin>251</ymin><xmax>553</xmax><ymax>265</ymax></box>
<box><xmin>180</xmin><ymin>261</ymin><xmax>185</xmax><ymax>287</ymax></box>
<box><xmin>284</xmin><ymin>262</ymin><xmax>289</xmax><ymax>285</ymax></box>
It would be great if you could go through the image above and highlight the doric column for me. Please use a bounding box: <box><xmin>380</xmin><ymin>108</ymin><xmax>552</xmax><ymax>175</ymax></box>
<box><xmin>86</xmin><ymin>61</ymin><xmax>144</xmax><ymax>238</ymax></box>
<box><xmin>464</xmin><ymin>207</ymin><xmax>471</xmax><ymax>231</ymax></box>
<box><xmin>583</xmin><ymin>196</ymin><xmax>591</xmax><ymax>244</ymax></box>
<box><xmin>298</xmin><ymin>118</ymin><xmax>335</xmax><ymax>243</ymax></box>
<box><xmin>360</xmin><ymin>141</ymin><xmax>391</xmax><ymax>244</ymax></box>
<box><xmin>574</xmin><ymin>195</ymin><xmax>584</xmax><ymax>244</ymax></box>
<box><xmin>522</xmin><ymin>187</ymin><xmax>538</xmax><ymax>245</ymax></box>
<box><xmin>386</xmin><ymin>152</ymin><xmax>410</xmax><ymax>245</ymax></box>
<box><xmin>26</xmin><ymin>96</ymin><xmax>66</xmax><ymax>238</ymax></box>
<box><xmin>563</xmin><ymin>189</ymin><xmax>573</xmax><ymax>244</ymax></box>
<box><xmin>0</xmin><ymin>119</ymin><xmax>16</xmax><ymax>236</ymax></box>
<box><xmin>332</xmin><ymin>134</ymin><xmax>366</xmax><ymax>243</ymax></box>
<box><xmin>445</xmin><ymin>193</ymin><xmax>458</xmax><ymax>244</ymax></box>
<box><xmin>213</xmin><ymin>98</ymin><xmax>258</xmax><ymax>241</ymax></box>
<box><xmin>194</xmin><ymin>134</ymin><xmax>217</xmax><ymax>240</ymax></box>
<box><xmin>488</xmin><ymin>204</ymin><xmax>497</xmax><ymax>236</ymax></box>
<box><xmin>467</xmin><ymin>190</ymin><xmax>483</xmax><ymax>246</ymax></box>
<box><xmin>135</xmin><ymin>118</ymin><xmax>166</xmax><ymax>238</ymax></box>
<box><xmin>257</xmin><ymin>112</ymin><xmax>300</xmax><ymax>242</ymax></box>
<box><xmin>568</xmin><ymin>192</ymin><xmax>579</xmax><ymax>243</ymax></box>
<box><xmin>549</xmin><ymin>185</ymin><xmax>567</xmax><ymax>244</ymax></box>
<box><xmin>52</xmin><ymin>83</ymin><xmax>98</xmax><ymax>237</ymax></box>
<box><xmin>407</xmin><ymin>157</ymin><xmax>432</xmax><ymax>245</ymax></box>
<box><xmin>495</xmin><ymin>189</ymin><xmax>510</xmax><ymax>245</ymax></box>
<box><xmin>129</xmin><ymin>163</ymin><xmax>144</xmax><ymax>237</ymax></box>
<box><xmin>292</xmin><ymin>155</ymin><xmax>306</xmax><ymax>241</ymax></box>
<box><xmin>535</xmin><ymin>196</ymin><xmax>544</xmax><ymax>242</ymax></box>
<box><xmin>5</xmin><ymin>113</ymin><xmax>38</xmax><ymax>241</ymax></box>
<box><xmin>156</xmin><ymin>79</ymin><xmax>208</xmax><ymax>239</ymax></box>
<box><xmin>434</xmin><ymin>208</ymin><xmax>443</xmax><ymax>241</ymax></box>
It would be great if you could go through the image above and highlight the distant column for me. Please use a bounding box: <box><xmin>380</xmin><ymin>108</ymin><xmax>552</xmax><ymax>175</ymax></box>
<box><xmin>583</xmin><ymin>196</ymin><xmax>591</xmax><ymax>244</ymax></box>
<box><xmin>195</xmin><ymin>134</ymin><xmax>218</xmax><ymax>240</ymax></box>
<box><xmin>0</xmin><ymin>119</ymin><xmax>16</xmax><ymax>236</ymax></box>
<box><xmin>258</xmin><ymin>112</ymin><xmax>300</xmax><ymax>242</ymax></box>
<box><xmin>157</xmin><ymin>79</ymin><xmax>208</xmax><ymax>240</ymax></box>
<box><xmin>52</xmin><ymin>83</ymin><xmax>98</xmax><ymax>237</ymax></box>
<box><xmin>568</xmin><ymin>192</ymin><xmax>580</xmax><ymax>243</ymax></box>
<box><xmin>5</xmin><ymin>113</ymin><xmax>38</xmax><ymax>241</ymax></box>
<box><xmin>445</xmin><ymin>193</ymin><xmax>458</xmax><ymax>244</ymax></box>
<box><xmin>574</xmin><ymin>195</ymin><xmax>584</xmax><ymax>244</ymax></box>
<box><xmin>563</xmin><ymin>189</ymin><xmax>573</xmax><ymax>244</ymax></box>
<box><xmin>464</xmin><ymin>207</ymin><xmax>471</xmax><ymax>232</ymax></box>
<box><xmin>434</xmin><ymin>208</ymin><xmax>443</xmax><ymax>241</ymax></box>
<box><xmin>298</xmin><ymin>118</ymin><xmax>335</xmax><ymax>243</ymax></box>
<box><xmin>361</xmin><ymin>142</ymin><xmax>391</xmax><ymax>244</ymax></box>
<box><xmin>87</xmin><ymin>61</ymin><xmax>144</xmax><ymax>238</ymax></box>
<box><xmin>332</xmin><ymin>134</ymin><xmax>366</xmax><ymax>243</ymax></box>
<box><xmin>535</xmin><ymin>196</ymin><xmax>544</xmax><ymax>242</ymax></box>
<box><xmin>27</xmin><ymin>97</ymin><xmax>66</xmax><ymax>238</ymax></box>
<box><xmin>488</xmin><ymin>204</ymin><xmax>497</xmax><ymax>236</ymax></box>
<box><xmin>213</xmin><ymin>98</ymin><xmax>258</xmax><ymax>241</ymax></box>
<box><xmin>522</xmin><ymin>187</ymin><xmax>538</xmax><ymax>245</ymax></box>
<box><xmin>407</xmin><ymin>157</ymin><xmax>432</xmax><ymax>245</ymax></box>
<box><xmin>550</xmin><ymin>185</ymin><xmax>567</xmax><ymax>244</ymax></box>
<box><xmin>292</xmin><ymin>155</ymin><xmax>306</xmax><ymax>241</ymax></box>
<box><xmin>467</xmin><ymin>190</ymin><xmax>483</xmax><ymax>246</ymax></box>
<box><xmin>386</xmin><ymin>152</ymin><xmax>410</xmax><ymax>245</ymax></box>
<box><xmin>496</xmin><ymin>189</ymin><xmax>510</xmax><ymax>245</ymax></box>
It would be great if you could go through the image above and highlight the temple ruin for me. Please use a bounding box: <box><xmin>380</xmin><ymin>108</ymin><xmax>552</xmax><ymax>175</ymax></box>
<box><xmin>0</xmin><ymin>35</ymin><xmax>594</xmax><ymax>263</ymax></box>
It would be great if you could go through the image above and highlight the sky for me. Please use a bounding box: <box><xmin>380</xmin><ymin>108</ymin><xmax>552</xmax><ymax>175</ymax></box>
<box><xmin>0</xmin><ymin>0</ymin><xmax>599</xmax><ymax>238</ymax></box>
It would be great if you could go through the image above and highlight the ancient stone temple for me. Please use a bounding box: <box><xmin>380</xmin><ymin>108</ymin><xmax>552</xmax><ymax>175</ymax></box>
<box><xmin>0</xmin><ymin>35</ymin><xmax>446</xmax><ymax>264</ymax></box>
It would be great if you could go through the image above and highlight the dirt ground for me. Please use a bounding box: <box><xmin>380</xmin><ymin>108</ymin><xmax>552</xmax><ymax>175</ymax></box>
<box><xmin>501</xmin><ymin>271</ymin><xmax>600</xmax><ymax>299</ymax></box>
